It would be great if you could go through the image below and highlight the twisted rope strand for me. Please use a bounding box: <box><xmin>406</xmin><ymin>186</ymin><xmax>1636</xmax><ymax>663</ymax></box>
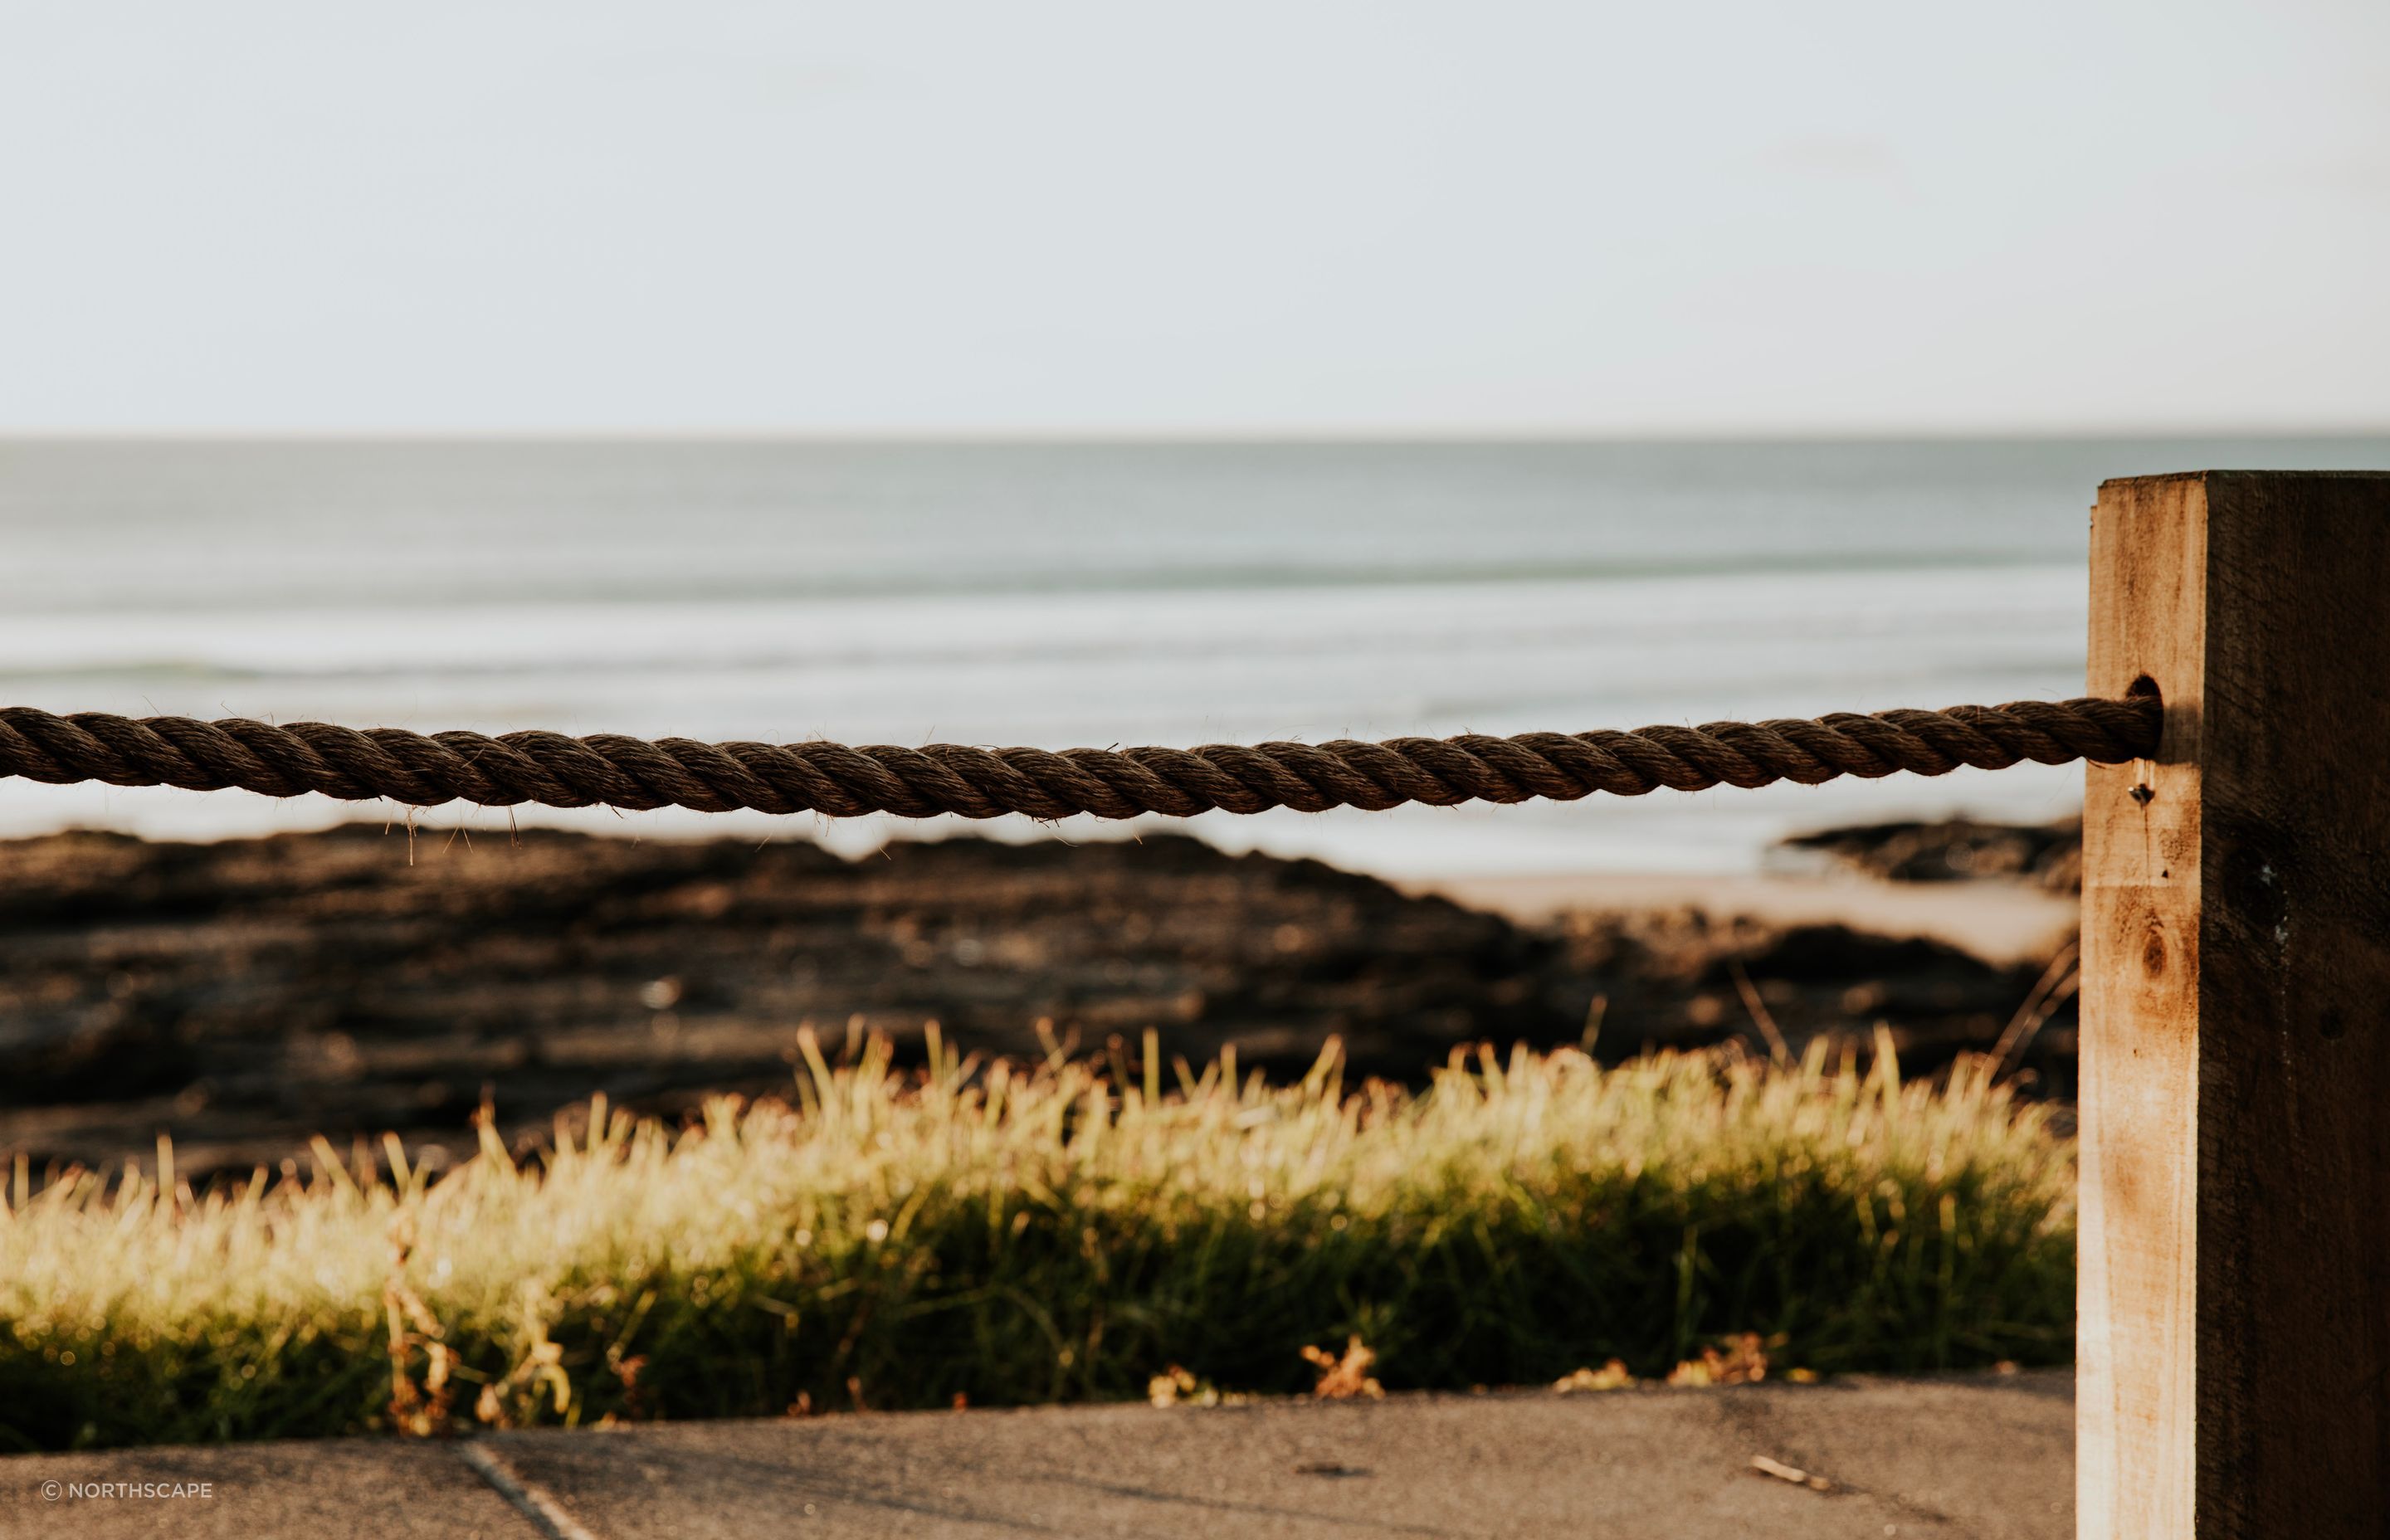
<box><xmin>0</xmin><ymin>695</ymin><xmax>2160</xmax><ymax>821</ymax></box>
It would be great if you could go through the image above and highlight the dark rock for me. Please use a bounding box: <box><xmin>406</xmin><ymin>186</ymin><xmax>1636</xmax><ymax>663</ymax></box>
<box><xmin>1780</xmin><ymin>817</ymin><xmax>2083</xmax><ymax>891</ymax></box>
<box><xmin>0</xmin><ymin>826</ymin><xmax>2077</xmax><ymax>1182</ymax></box>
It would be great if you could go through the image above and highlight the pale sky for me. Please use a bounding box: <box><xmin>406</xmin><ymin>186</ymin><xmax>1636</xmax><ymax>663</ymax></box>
<box><xmin>3</xmin><ymin>2</ymin><xmax>2386</xmax><ymax>435</ymax></box>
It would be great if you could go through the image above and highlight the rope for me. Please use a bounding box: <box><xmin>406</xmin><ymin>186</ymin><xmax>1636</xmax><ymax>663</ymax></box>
<box><xmin>0</xmin><ymin>696</ymin><xmax>2159</xmax><ymax>821</ymax></box>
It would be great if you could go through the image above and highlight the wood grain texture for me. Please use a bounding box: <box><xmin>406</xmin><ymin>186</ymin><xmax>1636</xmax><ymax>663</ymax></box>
<box><xmin>2080</xmin><ymin>471</ymin><xmax>2390</xmax><ymax>1538</ymax></box>
<box><xmin>2080</xmin><ymin>474</ymin><xmax>2207</xmax><ymax>1539</ymax></box>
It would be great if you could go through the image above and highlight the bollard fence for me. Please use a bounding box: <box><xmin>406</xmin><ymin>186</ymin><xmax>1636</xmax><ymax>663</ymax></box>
<box><xmin>2</xmin><ymin>468</ymin><xmax>2386</xmax><ymax>1534</ymax></box>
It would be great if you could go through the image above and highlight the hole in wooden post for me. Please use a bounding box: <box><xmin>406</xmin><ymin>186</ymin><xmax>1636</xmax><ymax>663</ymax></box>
<box><xmin>2124</xmin><ymin>678</ymin><xmax>2163</xmax><ymax>802</ymax></box>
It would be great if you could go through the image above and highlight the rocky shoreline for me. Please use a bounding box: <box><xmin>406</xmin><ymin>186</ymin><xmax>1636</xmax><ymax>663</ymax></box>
<box><xmin>0</xmin><ymin>824</ymin><xmax>2080</xmax><ymax>1182</ymax></box>
<box><xmin>1781</xmin><ymin>815</ymin><xmax>2082</xmax><ymax>891</ymax></box>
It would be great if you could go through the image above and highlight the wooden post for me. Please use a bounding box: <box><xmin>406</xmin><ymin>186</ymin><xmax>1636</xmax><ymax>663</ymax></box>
<box><xmin>2080</xmin><ymin>470</ymin><xmax>2390</xmax><ymax>1538</ymax></box>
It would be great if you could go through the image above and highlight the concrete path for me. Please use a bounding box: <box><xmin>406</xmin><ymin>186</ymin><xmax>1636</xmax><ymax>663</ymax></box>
<box><xmin>0</xmin><ymin>1371</ymin><xmax>2071</xmax><ymax>1540</ymax></box>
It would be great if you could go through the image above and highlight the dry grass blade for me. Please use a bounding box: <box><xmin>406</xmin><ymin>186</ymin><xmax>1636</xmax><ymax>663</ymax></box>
<box><xmin>1729</xmin><ymin>960</ymin><xmax>1792</xmax><ymax>1063</ymax></box>
<box><xmin>1991</xmin><ymin>941</ymin><xmax>2080</xmax><ymax>1075</ymax></box>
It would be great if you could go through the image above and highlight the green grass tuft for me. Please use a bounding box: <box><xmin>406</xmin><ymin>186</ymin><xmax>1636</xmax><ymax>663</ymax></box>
<box><xmin>0</xmin><ymin>1032</ymin><xmax>2073</xmax><ymax>1451</ymax></box>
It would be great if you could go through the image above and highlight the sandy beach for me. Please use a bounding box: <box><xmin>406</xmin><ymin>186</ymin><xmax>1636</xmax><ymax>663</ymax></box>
<box><xmin>1410</xmin><ymin>870</ymin><xmax>2076</xmax><ymax>966</ymax></box>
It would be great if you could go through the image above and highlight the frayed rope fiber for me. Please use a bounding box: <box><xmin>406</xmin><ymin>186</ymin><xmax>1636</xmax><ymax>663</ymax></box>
<box><xmin>0</xmin><ymin>697</ymin><xmax>2159</xmax><ymax>821</ymax></box>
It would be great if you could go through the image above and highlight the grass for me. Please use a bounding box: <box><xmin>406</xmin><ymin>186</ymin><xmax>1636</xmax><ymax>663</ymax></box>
<box><xmin>0</xmin><ymin>1031</ymin><xmax>2075</xmax><ymax>1452</ymax></box>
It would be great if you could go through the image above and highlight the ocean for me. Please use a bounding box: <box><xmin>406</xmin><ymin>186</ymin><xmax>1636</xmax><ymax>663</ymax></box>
<box><xmin>4</xmin><ymin>436</ymin><xmax>2384</xmax><ymax>877</ymax></box>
